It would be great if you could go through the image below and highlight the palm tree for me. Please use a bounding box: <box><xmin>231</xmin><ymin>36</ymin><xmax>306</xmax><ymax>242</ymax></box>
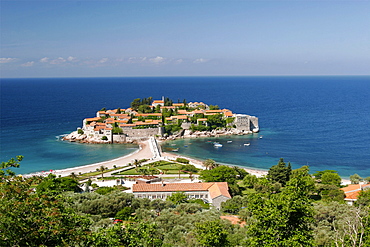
<box><xmin>203</xmin><ymin>159</ymin><xmax>216</xmax><ymax>170</ymax></box>
<box><xmin>99</xmin><ymin>165</ymin><xmax>107</xmax><ymax>180</ymax></box>
<box><xmin>70</xmin><ymin>172</ymin><xmax>78</xmax><ymax>180</ymax></box>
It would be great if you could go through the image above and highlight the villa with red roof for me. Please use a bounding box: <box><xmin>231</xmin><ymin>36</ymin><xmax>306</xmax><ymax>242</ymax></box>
<box><xmin>132</xmin><ymin>182</ymin><xmax>231</xmax><ymax>209</ymax></box>
<box><xmin>340</xmin><ymin>183</ymin><xmax>370</xmax><ymax>205</ymax></box>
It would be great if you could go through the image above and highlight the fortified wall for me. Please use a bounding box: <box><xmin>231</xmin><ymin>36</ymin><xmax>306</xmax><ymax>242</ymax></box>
<box><xmin>233</xmin><ymin>114</ymin><xmax>259</xmax><ymax>133</ymax></box>
<box><xmin>122</xmin><ymin>127</ymin><xmax>163</xmax><ymax>142</ymax></box>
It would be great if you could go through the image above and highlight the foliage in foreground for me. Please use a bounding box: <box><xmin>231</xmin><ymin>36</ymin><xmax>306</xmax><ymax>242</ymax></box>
<box><xmin>3</xmin><ymin>156</ymin><xmax>370</xmax><ymax>246</ymax></box>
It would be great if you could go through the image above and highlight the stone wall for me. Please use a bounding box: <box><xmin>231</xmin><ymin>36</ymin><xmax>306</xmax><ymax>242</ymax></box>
<box><xmin>212</xmin><ymin>195</ymin><xmax>231</xmax><ymax>210</ymax></box>
<box><xmin>123</xmin><ymin>128</ymin><xmax>161</xmax><ymax>138</ymax></box>
<box><xmin>250</xmin><ymin>116</ymin><xmax>259</xmax><ymax>130</ymax></box>
<box><xmin>112</xmin><ymin>134</ymin><xmax>126</xmax><ymax>143</ymax></box>
<box><xmin>233</xmin><ymin>114</ymin><xmax>259</xmax><ymax>132</ymax></box>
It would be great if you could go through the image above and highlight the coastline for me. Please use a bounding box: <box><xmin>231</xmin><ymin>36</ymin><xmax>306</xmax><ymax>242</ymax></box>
<box><xmin>22</xmin><ymin>141</ymin><xmax>152</xmax><ymax>178</ymax></box>
<box><xmin>22</xmin><ymin>138</ymin><xmax>351</xmax><ymax>185</ymax></box>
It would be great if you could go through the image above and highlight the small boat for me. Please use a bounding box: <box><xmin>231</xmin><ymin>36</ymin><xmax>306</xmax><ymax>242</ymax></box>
<box><xmin>227</xmin><ymin>141</ymin><xmax>232</xmax><ymax>143</ymax></box>
<box><xmin>244</xmin><ymin>143</ymin><xmax>250</xmax><ymax>146</ymax></box>
<box><xmin>214</xmin><ymin>143</ymin><xmax>223</xmax><ymax>147</ymax></box>
<box><xmin>259</xmin><ymin>136</ymin><xmax>263</xmax><ymax>139</ymax></box>
<box><xmin>172</xmin><ymin>148</ymin><xmax>179</xmax><ymax>152</ymax></box>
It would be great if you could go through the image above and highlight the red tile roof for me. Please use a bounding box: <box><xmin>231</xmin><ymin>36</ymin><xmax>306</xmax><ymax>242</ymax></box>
<box><xmin>136</xmin><ymin>113</ymin><xmax>162</xmax><ymax>117</ymax></box>
<box><xmin>224</xmin><ymin>111</ymin><xmax>233</xmax><ymax>117</ymax></box>
<box><xmin>340</xmin><ymin>184</ymin><xmax>370</xmax><ymax>201</ymax></box>
<box><xmin>132</xmin><ymin>182</ymin><xmax>231</xmax><ymax>199</ymax></box>
<box><xmin>85</xmin><ymin>117</ymin><xmax>101</xmax><ymax>121</ymax></box>
<box><xmin>120</xmin><ymin>124</ymin><xmax>136</xmax><ymax>127</ymax></box>
<box><xmin>205</xmin><ymin>110</ymin><xmax>223</xmax><ymax>113</ymax></box>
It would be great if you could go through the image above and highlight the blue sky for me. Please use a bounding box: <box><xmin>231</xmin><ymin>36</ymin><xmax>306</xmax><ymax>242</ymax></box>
<box><xmin>1</xmin><ymin>0</ymin><xmax>369</xmax><ymax>78</ymax></box>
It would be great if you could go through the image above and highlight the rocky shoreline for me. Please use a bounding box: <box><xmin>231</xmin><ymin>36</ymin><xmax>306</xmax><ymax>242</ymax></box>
<box><xmin>165</xmin><ymin>128</ymin><xmax>254</xmax><ymax>140</ymax></box>
<box><xmin>63</xmin><ymin>127</ymin><xmax>255</xmax><ymax>144</ymax></box>
<box><xmin>62</xmin><ymin>131</ymin><xmax>136</xmax><ymax>144</ymax></box>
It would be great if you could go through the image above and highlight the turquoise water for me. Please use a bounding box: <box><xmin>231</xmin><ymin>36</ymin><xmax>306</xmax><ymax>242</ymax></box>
<box><xmin>1</xmin><ymin>76</ymin><xmax>369</xmax><ymax>176</ymax></box>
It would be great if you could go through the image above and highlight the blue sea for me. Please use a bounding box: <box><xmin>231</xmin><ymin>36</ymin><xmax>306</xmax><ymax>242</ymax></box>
<box><xmin>1</xmin><ymin>76</ymin><xmax>369</xmax><ymax>178</ymax></box>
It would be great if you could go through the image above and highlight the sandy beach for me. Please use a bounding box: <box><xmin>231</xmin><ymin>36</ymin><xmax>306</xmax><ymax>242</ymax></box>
<box><xmin>23</xmin><ymin>138</ymin><xmax>350</xmax><ymax>185</ymax></box>
<box><xmin>23</xmin><ymin>140</ymin><xmax>153</xmax><ymax>178</ymax></box>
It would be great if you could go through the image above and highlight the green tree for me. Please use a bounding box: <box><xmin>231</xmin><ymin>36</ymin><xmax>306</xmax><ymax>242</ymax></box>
<box><xmin>176</xmin><ymin>157</ymin><xmax>190</xmax><ymax>164</ymax></box>
<box><xmin>78</xmin><ymin>128</ymin><xmax>84</xmax><ymax>135</ymax></box>
<box><xmin>0</xmin><ymin>155</ymin><xmax>23</xmax><ymax>177</ymax></box>
<box><xmin>242</xmin><ymin>174</ymin><xmax>259</xmax><ymax>188</ymax></box>
<box><xmin>267</xmin><ymin>158</ymin><xmax>292</xmax><ymax>186</ymax></box>
<box><xmin>350</xmin><ymin>173</ymin><xmax>363</xmax><ymax>184</ymax></box>
<box><xmin>181</xmin><ymin>164</ymin><xmax>198</xmax><ymax>173</ymax></box>
<box><xmin>313</xmin><ymin>201</ymin><xmax>369</xmax><ymax>247</ymax></box>
<box><xmin>233</xmin><ymin>166</ymin><xmax>248</xmax><ymax>180</ymax></box>
<box><xmin>221</xmin><ymin>195</ymin><xmax>248</xmax><ymax>214</ymax></box>
<box><xmin>320</xmin><ymin>187</ymin><xmax>345</xmax><ymax>202</ymax></box>
<box><xmin>206</xmin><ymin>114</ymin><xmax>225</xmax><ymax>129</ymax></box>
<box><xmin>101</xmin><ymin>136</ymin><xmax>108</xmax><ymax>141</ymax></box>
<box><xmin>166</xmin><ymin>192</ymin><xmax>188</xmax><ymax>205</ymax></box>
<box><xmin>194</xmin><ymin>220</ymin><xmax>229</xmax><ymax>247</ymax></box>
<box><xmin>67</xmin><ymin>191</ymin><xmax>139</xmax><ymax>218</ymax></box>
<box><xmin>95</xmin><ymin>186</ymin><xmax>116</xmax><ymax>195</ymax></box>
<box><xmin>202</xmin><ymin>159</ymin><xmax>217</xmax><ymax>170</ymax></box>
<box><xmin>115</xmin><ymin>206</ymin><xmax>135</xmax><ymax>220</ymax></box>
<box><xmin>113</xmin><ymin>126</ymin><xmax>123</xmax><ymax>134</ymax></box>
<box><xmin>37</xmin><ymin>174</ymin><xmax>82</xmax><ymax>194</ymax></box>
<box><xmin>246</xmin><ymin>166</ymin><xmax>315</xmax><ymax>246</ymax></box>
<box><xmin>200</xmin><ymin>165</ymin><xmax>238</xmax><ymax>184</ymax></box>
<box><xmin>313</xmin><ymin>170</ymin><xmax>337</xmax><ymax>180</ymax></box>
<box><xmin>356</xmin><ymin>189</ymin><xmax>370</xmax><ymax>207</ymax></box>
<box><xmin>321</xmin><ymin>171</ymin><xmax>341</xmax><ymax>187</ymax></box>
<box><xmin>138</xmin><ymin>104</ymin><xmax>152</xmax><ymax>113</ymax></box>
<box><xmin>209</xmin><ymin>104</ymin><xmax>220</xmax><ymax>110</ymax></box>
<box><xmin>99</xmin><ymin>165</ymin><xmax>107</xmax><ymax>179</ymax></box>
<box><xmin>130</xmin><ymin>98</ymin><xmax>141</xmax><ymax>111</ymax></box>
<box><xmin>0</xmin><ymin>176</ymin><xmax>93</xmax><ymax>246</ymax></box>
<box><xmin>115</xmin><ymin>222</ymin><xmax>163</xmax><ymax>247</ymax></box>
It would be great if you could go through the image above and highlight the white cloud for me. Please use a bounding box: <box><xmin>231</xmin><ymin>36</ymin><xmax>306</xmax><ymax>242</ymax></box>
<box><xmin>127</xmin><ymin>57</ymin><xmax>147</xmax><ymax>64</ymax></box>
<box><xmin>67</xmin><ymin>56</ymin><xmax>77</xmax><ymax>62</ymax></box>
<box><xmin>21</xmin><ymin>61</ymin><xmax>34</xmax><ymax>67</ymax></box>
<box><xmin>193</xmin><ymin>58</ymin><xmax>209</xmax><ymax>64</ymax></box>
<box><xmin>174</xmin><ymin>59</ymin><xmax>183</xmax><ymax>64</ymax></box>
<box><xmin>0</xmin><ymin>58</ymin><xmax>17</xmax><ymax>63</ymax></box>
<box><xmin>149</xmin><ymin>56</ymin><xmax>165</xmax><ymax>64</ymax></box>
<box><xmin>50</xmin><ymin>57</ymin><xmax>66</xmax><ymax>64</ymax></box>
<box><xmin>40</xmin><ymin>57</ymin><xmax>49</xmax><ymax>63</ymax></box>
<box><xmin>99</xmin><ymin>58</ymin><xmax>108</xmax><ymax>63</ymax></box>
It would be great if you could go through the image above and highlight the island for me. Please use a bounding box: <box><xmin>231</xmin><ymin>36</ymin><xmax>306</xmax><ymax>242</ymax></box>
<box><xmin>63</xmin><ymin>96</ymin><xmax>259</xmax><ymax>143</ymax></box>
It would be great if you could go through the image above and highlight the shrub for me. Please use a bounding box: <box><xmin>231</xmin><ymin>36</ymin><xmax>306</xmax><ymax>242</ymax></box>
<box><xmin>176</xmin><ymin>158</ymin><xmax>190</xmax><ymax>164</ymax></box>
<box><xmin>101</xmin><ymin>136</ymin><xmax>108</xmax><ymax>141</ymax></box>
<box><xmin>181</xmin><ymin>164</ymin><xmax>198</xmax><ymax>173</ymax></box>
<box><xmin>77</xmin><ymin>129</ymin><xmax>84</xmax><ymax>135</ymax></box>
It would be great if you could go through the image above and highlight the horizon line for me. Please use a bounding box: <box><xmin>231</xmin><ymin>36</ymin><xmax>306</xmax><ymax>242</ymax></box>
<box><xmin>2</xmin><ymin>74</ymin><xmax>369</xmax><ymax>80</ymax></box>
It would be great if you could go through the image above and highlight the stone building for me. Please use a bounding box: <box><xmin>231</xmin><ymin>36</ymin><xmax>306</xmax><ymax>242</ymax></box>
<box><xmin>233</xmin><ymin>114</ymin><xmax>259</xmax><ymax>132</ymax></box>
